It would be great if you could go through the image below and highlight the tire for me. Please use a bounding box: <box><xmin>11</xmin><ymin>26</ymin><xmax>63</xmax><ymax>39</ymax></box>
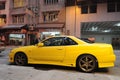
<box><xmin>14</xmin><ymin>53</ymin><xmax>28</xmax><ymax>66</ymax></box>
<box><xmin>76</xmin><ymin>54</ymin><xmax>97</xmax><ymax>73</ymax></box>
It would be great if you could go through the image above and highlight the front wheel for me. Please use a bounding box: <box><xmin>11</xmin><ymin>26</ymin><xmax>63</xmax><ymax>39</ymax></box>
<box><xmin>14</xmin><ymin>53</ymin><xmax>28</xmax><ymax>66</ymax></box>
<box><xmin>76</xmin><ymin>55</ymin><xmax>97</xmax><ymax>73</ymax></box>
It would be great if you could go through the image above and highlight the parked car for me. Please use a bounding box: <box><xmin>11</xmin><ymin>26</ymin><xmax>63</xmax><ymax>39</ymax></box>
<box><xmin>0</xmin><ymin>46</ymin><xmax>5</xmax><ymax>53</ymax></box>
<box><xmin>9</xmin><ymin>36</ymin><xmax>116</xmax><ymax>73</ymax></box>
<box><xmin>0</xmin><ymin>41</ymin><xmax>4</xmax><ymax>46</ymax></box>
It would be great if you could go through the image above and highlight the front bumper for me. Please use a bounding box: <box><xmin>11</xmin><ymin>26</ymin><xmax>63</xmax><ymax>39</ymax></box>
<box><xmin>9</xmin><ymin>52</ymin><xmax>15</xmax><ymax>63</ymax></box>
<box><xmin>0</xmin><ymin>47</ymin><xmax>5</xmax><ymax>53</ymax></box>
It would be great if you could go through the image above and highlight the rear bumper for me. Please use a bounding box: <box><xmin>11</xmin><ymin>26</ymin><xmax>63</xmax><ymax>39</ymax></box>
<box><xmin>98</xmin><ymin>54</ymin><xmax>116</xmax><ymax>68</ymax></box>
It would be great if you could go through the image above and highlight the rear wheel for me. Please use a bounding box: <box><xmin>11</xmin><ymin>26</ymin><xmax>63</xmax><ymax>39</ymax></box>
<box><xmin>76</xmin><ymin>55</ymin><xmax>97</xmax><ymax>73</ymax></box>
<box><xmin>14</xmin><ymin>53</ymin><xmax>28</xmax><ymax>66</ymax></box>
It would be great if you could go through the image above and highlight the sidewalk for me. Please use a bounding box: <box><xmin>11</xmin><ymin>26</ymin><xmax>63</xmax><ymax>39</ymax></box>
<box><xmin>4</xmin><ymin>45</ymin><xmax>22</xmax><ymax>49</ymax></box>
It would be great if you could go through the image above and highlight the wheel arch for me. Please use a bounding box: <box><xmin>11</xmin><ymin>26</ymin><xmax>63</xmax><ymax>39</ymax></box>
<box><xmin>76</xmin><ymin>53</ymin><xmax>98</xmax><ymax>67</ymax></box>
<box><xmin>14</xmin><ymin>51</ymin><xmax>28</xmax><ymax>63</ymax></box>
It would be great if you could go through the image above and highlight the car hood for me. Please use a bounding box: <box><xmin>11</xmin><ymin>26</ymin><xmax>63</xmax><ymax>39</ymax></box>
<box><xmin>12</xmin><ymin>45</ymin><xmax>36</xmax><ymax>52</ymax></box>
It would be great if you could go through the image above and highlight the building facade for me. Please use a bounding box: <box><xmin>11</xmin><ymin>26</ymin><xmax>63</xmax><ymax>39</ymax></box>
<box><xmin>66</xmin><ymin>0</ymin><xmax>120</xmax><ymax>48</ymax></box>
<box><xmin>0</xmin><ymin>0</ymin><xmax>120</xmax><ymax>48</ymax></box>
<box><xmin>0</xmin><ymin>0</ymin><xmax>66</xmax><ymax>45</ymax></box>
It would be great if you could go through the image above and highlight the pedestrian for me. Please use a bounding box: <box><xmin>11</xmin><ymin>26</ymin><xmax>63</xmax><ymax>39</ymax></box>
<box><xmin>34</xmin><ymin>37</ymin><xmax>41</xmax><ymax>44</ymax></box>
<box><xmin>1</xmin><ymin>35</ymin><xmax>5</xmax><ymax>46</ymax></box>
<box><xmin>21</xmin><ymin>35</ymin><xmax>25</xmax><ymax>46</ymax></box>
<box><xmin>34</xmin><ymin>33</ymin><xmax>41</xmax><ymax>44</ymax></box>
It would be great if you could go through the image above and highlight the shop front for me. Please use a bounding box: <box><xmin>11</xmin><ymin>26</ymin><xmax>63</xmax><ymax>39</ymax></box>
<box><xmin>0</xmin><ymin>23</ymin><xmax>65</xmax><ymax>46</ymax></box>
<box><xmin>36</xmin><ymin>23</ymin><xmax>65</xmax><ymax>40</ymax></box>
<box><xmin>9</xmin><ymin>33</ymin><xmax>25</xmax><ymax>45</ymax></box>
<box><xmin>0</xmin><ymin>24</ymin><xmax>30</xmax><ymax>46</ymax></box>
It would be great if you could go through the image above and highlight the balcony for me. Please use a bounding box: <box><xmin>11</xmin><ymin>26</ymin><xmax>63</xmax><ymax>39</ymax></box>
<box><xmin>41</xmin><ymin>0</ymin><xmax>65</xmax><ymax>12</ymax></box>
<box><xmin>11</xmin><ymin>7</ymin><xmax>25</xmax><ymax>15</ymax></box>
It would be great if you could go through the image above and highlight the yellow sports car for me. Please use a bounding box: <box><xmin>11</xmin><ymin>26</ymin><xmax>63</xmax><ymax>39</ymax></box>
<box><xmin>9</xmin><ymin>36</ymin><xmax>116</xmax><ymax>72</ymax></box>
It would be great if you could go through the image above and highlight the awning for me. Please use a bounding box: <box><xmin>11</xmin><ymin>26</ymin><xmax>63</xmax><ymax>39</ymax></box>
<box><xmin>0</xmin><ymin>24</ymin><xmax>25</xmax><ymax>29</ymax></box>
<box><xmin>37</xmin><ymin>23</ymin><xmax>64</xmax><ymax>28</ymax></box>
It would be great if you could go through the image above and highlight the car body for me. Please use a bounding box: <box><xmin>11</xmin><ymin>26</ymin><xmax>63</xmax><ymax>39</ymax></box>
<box><xmin>9</xmin><ymin>36</ymin><xmax>116</xmax><ymax>72</ymax></box>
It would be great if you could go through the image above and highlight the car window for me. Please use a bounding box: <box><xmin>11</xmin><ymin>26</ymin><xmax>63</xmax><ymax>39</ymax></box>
<box><xmin>43</xmin><ymin>37</ymin><xmax>63</xmax><ymax>46</ymax></box>
<box><xmin>62</xmin><ymin>37</ymin><xmax>78</xmax><ymax>45</ymax></box>
<box><xmin>42</xmin><ymin>37</ymin><xmax>78</xmax><ymax>46</ymax></box>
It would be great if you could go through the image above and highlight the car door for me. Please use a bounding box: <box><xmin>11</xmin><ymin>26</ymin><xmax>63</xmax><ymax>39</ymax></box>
<box><xmin>61</xmin><ymin>37</ymin><xmax>79</xmax><ymax>62</ymax></box>
<box><xmin>33</xmin><ymin>37</ymin><xmax>66</xmax><ymax>62</ymax></box>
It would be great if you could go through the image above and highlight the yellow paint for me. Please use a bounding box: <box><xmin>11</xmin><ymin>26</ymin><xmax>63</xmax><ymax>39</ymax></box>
<box><xmin>9</xmin><ymin>36</ymin><xmax>116</xmax><ymax>68</ymax></box>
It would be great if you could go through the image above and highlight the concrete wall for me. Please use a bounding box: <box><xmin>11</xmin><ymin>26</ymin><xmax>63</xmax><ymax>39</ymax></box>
<box><xmin>66</xmin><ymin>6</ymin><xmax>81</xmax><ymax>37</ymax></box>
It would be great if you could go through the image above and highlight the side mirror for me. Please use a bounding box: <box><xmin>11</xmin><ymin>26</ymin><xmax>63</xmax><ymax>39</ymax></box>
<box><xmin>37</xmin><ymin>43</ymin><xmax>44</xmax><ymax>47</ymax></box>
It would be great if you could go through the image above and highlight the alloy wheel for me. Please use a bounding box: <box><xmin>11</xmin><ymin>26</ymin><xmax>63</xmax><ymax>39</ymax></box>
<box><xmin>14</xmin><ymin>53</ymin><xmax>27</xmax><ymax>66</ymax></box>
<box><xmin>77</xmin><ymin>55</ymin><xmax>97</xmax><ymax>72</ymax></box>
